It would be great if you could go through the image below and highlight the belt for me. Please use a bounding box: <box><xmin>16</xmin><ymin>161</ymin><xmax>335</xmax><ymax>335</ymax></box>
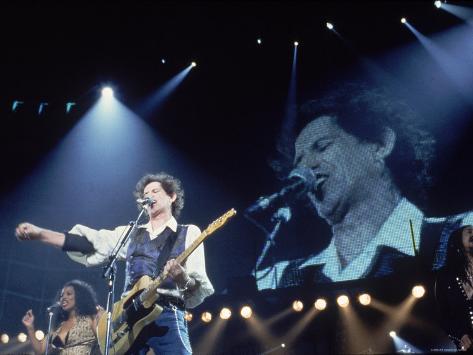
<box><xmin>158</xmin><ymin>294</ymin><xmax>186</xmax><ymax>310</ymax></box>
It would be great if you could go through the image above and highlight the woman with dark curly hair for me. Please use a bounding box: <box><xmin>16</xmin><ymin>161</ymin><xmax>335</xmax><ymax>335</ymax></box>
<box><xmin>22</xmin><ymin>279</ymin><xmax>102</xmax><ymax>355</ymax></box>
<box><xmin>436</xmin><ymin>225</ymin><xmax>473</xmax><ymax>351</ymax></box>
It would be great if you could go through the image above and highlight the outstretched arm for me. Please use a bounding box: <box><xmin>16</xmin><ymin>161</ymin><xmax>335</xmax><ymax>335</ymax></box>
<box><xmin>15</xmin><ymin>223</ymin><xmax>95</xmax><ymax>256</ymax></box>
<box><xmin>16</xmin><ymin>222</ymin><xmax>129</xmax><ymax>267</ymax></box>
<box><xmin>15</xmin><ymin>223</ymin><xmax>65</xmax><ymax>248</ymax></box>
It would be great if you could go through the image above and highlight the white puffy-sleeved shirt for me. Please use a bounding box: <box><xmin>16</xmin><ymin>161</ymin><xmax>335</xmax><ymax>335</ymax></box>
<box><xmin>256</xmin><ymin>199</ymin><xmax>473</xmax><ymax>289</ymax></box>
<box><xmin>66</xmin><ymin>216</ymin><xmax>214</xmax><ymax>308</ymax></box>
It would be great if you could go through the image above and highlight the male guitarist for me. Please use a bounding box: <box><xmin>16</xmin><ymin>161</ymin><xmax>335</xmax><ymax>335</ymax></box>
<box><xmin>15</xmin><ymin>172</ymin><xmax>214</xmax><ymax>354</ymax></box>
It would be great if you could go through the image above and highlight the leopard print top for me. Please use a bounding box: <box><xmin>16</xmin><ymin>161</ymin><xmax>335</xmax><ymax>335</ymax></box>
<box><xmin>50</xmin><ymin>315</ymin><xmax>98</xmax><ymax>355</ymax></box>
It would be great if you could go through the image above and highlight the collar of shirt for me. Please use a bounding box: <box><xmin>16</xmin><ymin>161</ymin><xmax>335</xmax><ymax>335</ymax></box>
<box><xmin>138</xmin><ymin>216</ymin><xmax>177</xmax><ymax>241</ymax></box>
<box><xmin>301</xmin><ymin>198</ymin><xmax>424</xmax><ymax>282</ymax></box>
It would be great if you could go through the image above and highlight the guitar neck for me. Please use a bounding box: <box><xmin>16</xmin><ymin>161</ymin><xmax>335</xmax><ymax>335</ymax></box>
<box><xmin>176</xmin><ymin>230</ymin><xmax>209</xmax><ymax>265</ymax></box>
<box><xmin>147</xmin><ymin>230</ymin><xmax>209</xmax><ymax>294</ymax></box>
<box><xmin>139</xmin><ymin>209</ymin><xmax>236</xmax><ymax>307</ymax></box>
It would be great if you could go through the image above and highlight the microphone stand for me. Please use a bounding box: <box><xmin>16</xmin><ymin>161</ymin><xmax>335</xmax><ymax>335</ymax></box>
<box><xmin>102</xmin><ymin>206</ymin><xmax>148</xmax><ymax>355</ymax></box>
<box><xmin>250</xmin><ymin>207</ymin><xmax>291</xmax><ymax>289</ymax></box>
<box><xmin>44</xmin><ymin>309</ymin><xmax>54</xmax><ymax>355</ymax></box>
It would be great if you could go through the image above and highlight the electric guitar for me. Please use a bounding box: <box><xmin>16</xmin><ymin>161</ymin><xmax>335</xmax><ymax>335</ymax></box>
<box><xmin>96</xmin><ymin>208</ymin><xmax>236</xmax><ymax>355</ymax></box>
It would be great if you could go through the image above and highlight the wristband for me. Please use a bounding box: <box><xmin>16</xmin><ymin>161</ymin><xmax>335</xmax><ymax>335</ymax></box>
<box><xmin>62</xmin><ymin>232</ymin><xmax>95</xmax><ymax>253</ymax></box>
<box><xmin>180</xmin><ymin>276</ymin><xmax>193</xmax><ymax>292</ymax></box>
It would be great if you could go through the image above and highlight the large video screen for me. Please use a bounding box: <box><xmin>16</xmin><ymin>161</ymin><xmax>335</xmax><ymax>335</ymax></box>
<box><xmin>252</xmin><ymin>83</ymin><xmax>473</xmax><ymax>290</ymax></box>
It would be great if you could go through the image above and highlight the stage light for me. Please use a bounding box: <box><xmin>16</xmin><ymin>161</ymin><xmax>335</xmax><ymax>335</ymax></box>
<box><xmin>17</xmin><ymin>332</ymin><xmax>27</xmax><ymax>343</ymax></box>
<box><xmin>201</xmin><ymin>311</ymin><xmax>212</xmax><ymax>323</ymax></box>
<box><xmin>0</xmin><ymin>334</ymin><xmax>9</xmax><ymax>344</ymax></box>
<box><xmin>337</xmin><ymin>295</ymin><xmax>349</xmax><ymax>308</ymax></box>
<box><xmin>389</xmin><ymin>331</ymin><xmax>397</xmax><ymax>338</ymax></box>
<box><xmin>38</xmin><ymin>102</ymin><xmax>48</xmax><ymax>115</ymax></box>
<box><xmin>292</xmin><ymin>300</ymin><xmax>304</xmax><ymax>312</ymax></box>
<box><xmin>191</xmin><ymin>62</ymin><xmax>197</xmax><ymax>67</ymax></box>
<box><xmin>161</xmin><ymin>58</ymin><xmax>166</xmax><ymax>64</ymax></box>
<box><xmin>257</xmin><ymin>38</ymin><xmax>262</xmax><ymax>44</ymax></box>
<box><xmin>281</xmin><ymin>343</ymin><xmax>286</xmax><ymax>348</ymax></box>
<box><xmin>240</xmin><ymin>305</ymin><xmax>253</xmax><ymax>319</ymax></box>
<box><xmin>314</xmin><ymin>298</ymin><xmax>327</xmax><ymax>310</ymax></box>
<box><xmin>11</xmin><ymin>100</ymin><xmax>24</xmax><ymax>112</ymax></box>
<box><xmin>294</xmin><ymin>41</ymin><xmax>299</xmax><ymax>47</ymax></box>
<box><xmin>412</xmin><ymin>285</ymin><xmax>426</xmax><ymax>298</ymax></box>
<box><xmin>184</xmin><ymin>311</ymin><xmax>193</xmax><ymax>322</ymax></box>
<box><xmin>358</xmin><ymin>293</ymin><xmax>371</xmax><ymax>306</ymax></box>
<box><xmin>220</xmin><ymin>307</ymin><xmax>232</xmax><ymax>320</ymax></box>
<box><xmin>401</xmin><ymin>17</ymin><xmax>407</xmax><ymax>24</ymax></box>
<box><xmin>434</xmin><ymin>0</ymin><xmax>442</xmax><ymax>8</ymax></box>
<box><xmin>101</xmin><ymin>87</ymin><xmax>114</xmax><ymax>98</ymax></box>
<box><xmin>326</xmin><ymin>22</ymin><xmax>334</xmax><ymax>30</ymax></box>
<box><xmin>65</xmin><ymin>102</ymin><xmax>76</xmax><ymax>114</ymax></box>
<box><xmin>35</xmin><ymin>330</ymin><xmax>45</xmax><ymax>341</ymax></box>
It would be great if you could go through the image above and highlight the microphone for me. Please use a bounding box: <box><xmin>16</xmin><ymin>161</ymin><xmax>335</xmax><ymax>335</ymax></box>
<box><xmin>47</xmin><ymin>302</ymin><xmax>61</xmax><ymax>312</ymax></box>
<box><xmin>271</xmin><ymin>206</ymin><xmax>292</xmax><ymax>223</ymax></box>
<box><xmin>136</xmin><ymin>197</ymin><xmax>156</xmax><ymax>206</ymax></box>
<box><xmin>245</xmin><ymin>167</ymin><xmax>315</xmax><ymax>215</ymax></box>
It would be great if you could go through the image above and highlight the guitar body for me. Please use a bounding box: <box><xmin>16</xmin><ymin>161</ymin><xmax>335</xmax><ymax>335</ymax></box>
<box><xmin>97</xmin><ymin>275</ymin><xmax>163</xmax><ymax>355</ymax></box>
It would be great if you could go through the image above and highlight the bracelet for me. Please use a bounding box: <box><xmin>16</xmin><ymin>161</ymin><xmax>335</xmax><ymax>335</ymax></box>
<box><xmin>180</xmin><ymin>276</ymin><xmax>193</xmax><ymax>292</ymax></box>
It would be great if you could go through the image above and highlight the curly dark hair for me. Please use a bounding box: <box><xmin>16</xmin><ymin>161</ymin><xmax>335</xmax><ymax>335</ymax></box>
<box><xmin>444</xmin><ymin>225</ymin><xmax>472</xmax><ymax>284</ymax></box>
<box><xmin>133</xmin><ymin>172</ymin><xmax>185</xmax><ymax>219</ymax></box>
<box><xmin>271</xmin><ymin>81</ymin><xmax>436</xmax><ymax>204</ymax></box>
<box><xmin>53</xmin><ymin>279</ymin><xmax>98</xmax><ymax>325</ymax></box>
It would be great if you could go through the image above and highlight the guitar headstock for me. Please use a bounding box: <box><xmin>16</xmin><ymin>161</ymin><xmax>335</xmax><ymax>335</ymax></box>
<box><xmin>203</xmin><ymin>208</ymin><xmax>237</xmax><ymax>235</ymax></box>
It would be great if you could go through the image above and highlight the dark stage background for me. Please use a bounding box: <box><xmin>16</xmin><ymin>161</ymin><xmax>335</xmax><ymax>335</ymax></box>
<box><xmin>0</xmin><ymin>1</ymin><xmax>472</xmax><ymax>354</ymax></box>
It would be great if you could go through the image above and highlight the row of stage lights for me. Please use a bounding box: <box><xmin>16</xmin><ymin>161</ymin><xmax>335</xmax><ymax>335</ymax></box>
<box><xmin>7</xmin><ymin>0</ymin><xmax>449</xmax><ymax>115</ymax></box>
<box><xmin>8</xmin><ymin>0</ymin><xmax>456</xmax><ymax>117</ymax></box>
<box><xmin>293</xmin><ymin>284</ymin><xmax>425</xmax><ymax>311</ymax></box>
<box><xmin>325</xmin><ymin>1</ymin><xmax>445</xmax><ymax>33</ymax></box>
<box><xmin>277</xmin><ymin>0</ymin><xmax>447</xmax><ymax>45</ymax></box>
<box><xmin>9</xmin><ymin>62</ymin><xmax>198</xmax><ymax>115</ymax></box>
<box><xmin>7</xmin><ymin>0</ymin><xmax>459</xmax><ymax>114</ymax></box>
<box><xmin>0</xmin><ymin>305</ymin><xmax>252</xmax><ymax>344</ymax></box>
<box><xmin>188</xmin><ymin>285</ymin><xmax>426</xmax><ymax>324</ymax></box>
<box><xmin>9</xmin><ymin>86</ymin><xmax>116</xmax><ymax>115</ymax></box>
<box><xmin>0</xmin><ymin>285</ymin><xmax>426</xmax><ymax>344</ymax></box>
<box><xmin>12</xmin><ymin>0</ymin><xmax>451</xmax><ymax>111</ymax></box>
<box><xmin>0</xmin><ymin>330</ymin><xmax>44</xmax><ymax>345</ymax></box>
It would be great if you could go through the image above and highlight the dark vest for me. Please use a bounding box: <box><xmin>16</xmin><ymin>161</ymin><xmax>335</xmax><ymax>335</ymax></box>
<box><xmin>124</xmin><ymin>225</ymin><xmax>188</xmax><ymax>291</ymax></box>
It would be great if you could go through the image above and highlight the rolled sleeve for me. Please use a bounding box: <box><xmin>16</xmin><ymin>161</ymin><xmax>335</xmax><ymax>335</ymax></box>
<box><xmin>183</xmin><ymin>224</ymin><xmax>214</xmax><ymax>308</ymax></box>
<box><xmin>66</xmin><ymin>224</ymin><xmax>130</xmax><ymax>267</ymax></box>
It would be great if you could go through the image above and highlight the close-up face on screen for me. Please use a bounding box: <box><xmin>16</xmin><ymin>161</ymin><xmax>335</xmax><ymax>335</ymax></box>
<box><xmin>253</xmin><ymin>85</ymin><xmax>473</xmax><ymax>290</ymax></box>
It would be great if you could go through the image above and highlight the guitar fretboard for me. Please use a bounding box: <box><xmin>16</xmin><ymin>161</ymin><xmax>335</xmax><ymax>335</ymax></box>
<box><xmin>139</xmin><ymin>208</ymin><xmax>236</xmax><ymax>306</ymax></box>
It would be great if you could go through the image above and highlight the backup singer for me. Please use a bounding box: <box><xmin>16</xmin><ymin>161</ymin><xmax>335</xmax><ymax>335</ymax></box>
<box><xmin>16</xmin><ymin>172</ymin><xmax>214</xmax><ymax>354</ymax></box>
<box><xmin>22</xmin><ymin>279</ymin><xmax>102</xmax><ymax>355</ymax></box>
<box><xmin>436</xmin><ymin>225</ymin><xmax>473</xmax><ymax>351</ymax></box>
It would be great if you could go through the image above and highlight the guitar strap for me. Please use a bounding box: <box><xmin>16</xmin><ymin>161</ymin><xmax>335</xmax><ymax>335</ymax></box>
<box><xmin>153</xmin><ymin>225</ymin><xmax>181</xmax><ymax>277</ymax></box>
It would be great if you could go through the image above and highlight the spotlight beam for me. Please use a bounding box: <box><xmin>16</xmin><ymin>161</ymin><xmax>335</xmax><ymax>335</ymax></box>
<box><xmin>402</xmin><ymin>20</ymin><xmax>473</xmax><ymax>97</ymax></box>
<box><xmin>194</xmin><ymin>318</ymin><xmax>228</xmax><ymax>355</ymax></box>
<box><xmin>137</xmin><ymin>64</ymin><xmax>194</xmax><ymax>118</ymax></box>
<box><xmin>440</xmin><ymin>3</ymin><xmax>473</xmax><ymax>23</ymax></box>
